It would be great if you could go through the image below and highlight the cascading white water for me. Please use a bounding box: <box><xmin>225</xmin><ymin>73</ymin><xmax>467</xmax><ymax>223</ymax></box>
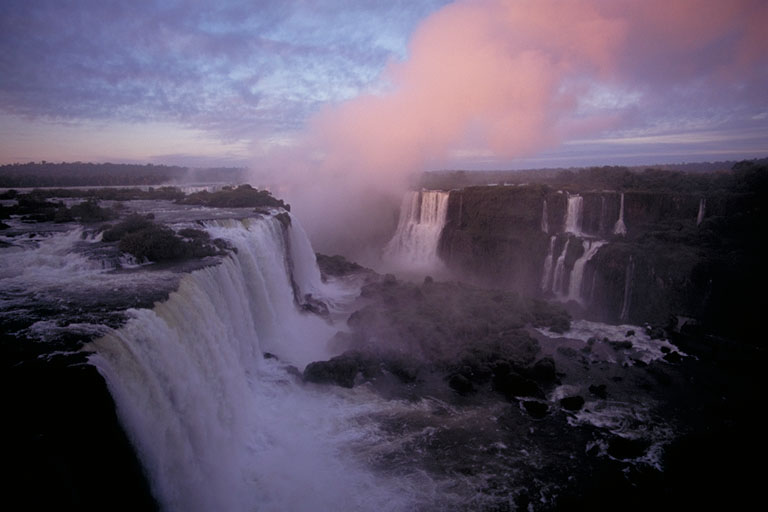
<box><xmin>540</xmin><ymin>235</ymin><xmax>556</xmax><ymax>291</ymax></box>
<box><xmin>563</xmin><ymin>194</ymin><xmax>583</xmax><ymax>234</ymax></box>
<box><xmin>613</xmin><ymin>193</ymin><xmax>627</xmax><ymax>236</ymax></box>
<box><xmin>567</xmin><ymin>240</ymin><xmax>605</xmax><ymax>303</ymax></box>
<box><xmin>383</xmin><ymin>190</ymin><xmax>449</xmax><ymax>271</ymax></box>
<box><xmin>599</xmin><ymin>196</ymin><xmax>607</xmax><ymax>234</ymax></box>
<box><xmin>551</xmin><ymin>238</ymin><xmax>571</xmax><ymax>295</ymax></box>
<box><xmin>87</xmin><ymin>214</ymin><xmax>415</xmax><ymax>512</ymax></box>
<box><xmin>541</xmin><ymin>199</ymin><xmax>549</xmax><ymax>233</ymax></box>
<box><xmin>620</xmin><ymin>256</ymin><xmax>635</xmax><ymax>322</ymax></box>
<box><xmin>697</xmin><ymin>197</ymin><xmax>706</xmax><ymax>226</ymax></box>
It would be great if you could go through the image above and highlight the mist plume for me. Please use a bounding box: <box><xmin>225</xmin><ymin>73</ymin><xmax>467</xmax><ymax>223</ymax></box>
<box><xmin>255</xmin><ymin>0</ymin><xmax>767</xmax><ymax>260</ymax></box>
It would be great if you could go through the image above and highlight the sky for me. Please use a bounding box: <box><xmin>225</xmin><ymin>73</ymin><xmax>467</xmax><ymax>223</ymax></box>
<box><xmin>1</xmin><ymin>0</ymin><xmax>767</xmax><ymax>173</ymax></box>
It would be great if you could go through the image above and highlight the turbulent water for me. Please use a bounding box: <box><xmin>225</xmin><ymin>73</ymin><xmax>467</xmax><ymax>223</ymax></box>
<box><xmin>83</xmin><ymin>214</ymin><xmax>424</xmax><ymax>512</ymax></box>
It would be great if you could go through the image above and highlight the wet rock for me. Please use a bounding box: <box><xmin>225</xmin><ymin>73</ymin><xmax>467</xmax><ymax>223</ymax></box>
<box><xmin>263</xmin><ymin>352</ymin><xmax>278</xmax><ymax>360</ymax></box>
<box><xmin>556</xmin><ymin>346</ymin><xmax>580</xmax><ymax>358</ymax></box>
<box><xmin>528</xmin><ymin>356</ymin><xmax>557</xmax><ymax>383</ymax></box>
<box><xmin>589</xmin><ymin>384</ymin><xmax>608</xmax><ymax>399</ymax></box>
<box><xmin>560</xmin><ymin>395</ymin><xmax>585</xmax><ymax>411</ymax></box>
<box><xmin>626</xmin><ymin>330</ymin><xmax>635</xmax><ymax>337</ymax></box>
<box><xmin>664</xmin><ymin>351</ymin><xmax>682</xmax><ymax>364</ymax></box>
<box><xmin>492</xmin><ymin>368</ymin><xmax>544</xmax><ymax>399</ymax></box>
<box><xmin>608</xmin><ymin>436</ymin><xmax>650</xmax><ymax>460</ymax></box>
<box><xmin>301</xmin><ymin>294</ymin><xmax>329</xmax><ymax>316</ymax></box>
<box><xmin>609</xmin><ymin>340</ymin><xmax>634</xmax><ymax>350</ymax></box>
<box><xmin>303</xmin><ymin>352</ymin><xmax>374</xmax><ymax>388</ymax></box>
<box><xmin>448</xmin><ymin>374</ymin><xmax>474</xmax><ymax>395</ymax></box>
<box><xmin>522</xmin><ymin>400</ymin><xmax>549</xmax><ymax>419</ymax></box>
<box><xmin>646</xmin><ymin>364</ymin><xmax>672</xmax><ymax>386</ymax></box>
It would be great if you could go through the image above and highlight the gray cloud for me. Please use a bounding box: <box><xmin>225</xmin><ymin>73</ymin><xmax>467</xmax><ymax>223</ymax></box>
<box><xmin>0</xmin><ymin>0</ymin><xmax>448</xmax><ymax>139</ymax></box>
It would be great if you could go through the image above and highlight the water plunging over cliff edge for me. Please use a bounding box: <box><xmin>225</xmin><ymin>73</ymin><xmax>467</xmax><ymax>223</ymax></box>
<box><xmin>382</xmin><ymin>189</ymin><xmax>449</xmax><ymax>273</ymax></box>
<box><xmin>87</xmin><ymin>214</ymin><xmax>415</xmax><ymax>512</ymax></box>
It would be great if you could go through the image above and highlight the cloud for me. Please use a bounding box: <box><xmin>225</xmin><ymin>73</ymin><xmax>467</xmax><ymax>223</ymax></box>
<box><xmin>0</xmin><ymin>0</ymin><xmax>448</xmax><ymax>140</ymax></box>
<box><xmin>264</xmin><ymin>0</ymin><xmax>767</xmax><ymax>255</ymax></box>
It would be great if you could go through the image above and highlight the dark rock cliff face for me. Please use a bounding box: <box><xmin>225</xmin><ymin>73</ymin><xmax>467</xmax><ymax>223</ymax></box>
<box><xmin>439</xmin><ymin>186</ymin><xmax>555</xmax><ymax>294</ymax></box>
<box><xmin>437</xmin><ymin>172</ymin><xmax>765</xmax><ymax>336</ymax></box>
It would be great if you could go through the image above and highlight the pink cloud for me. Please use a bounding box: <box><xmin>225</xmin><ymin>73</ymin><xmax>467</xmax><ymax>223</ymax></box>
<box><xmin>262</xmin><ymin>0</ymin><xmax>767</xmax><ymax>256</ymax></box>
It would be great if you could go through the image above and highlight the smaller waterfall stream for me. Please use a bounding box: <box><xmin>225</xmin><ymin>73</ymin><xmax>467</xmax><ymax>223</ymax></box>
<box><xmin>564</xmin><ymin>194</ymin><xmax>583</xmax><ymax>235</ymax></box>
<box><xmin>613</xmin><ymin>193</ymin><xmax>627</xmax><ymax>236</ymax></box>
<box><xmin>383</xmin><ymin>190</ymin><xmax>450</xmax><ymax>271</ymax></box>
<box><xmin>697</xmin><ymin>197</ymin><xmax>707</xmax><ymax>226</ymax></box>
<box><xmin>567</xmin><ymin>240</ymin><xmax>605</xmax><ymax>303</ymax></box>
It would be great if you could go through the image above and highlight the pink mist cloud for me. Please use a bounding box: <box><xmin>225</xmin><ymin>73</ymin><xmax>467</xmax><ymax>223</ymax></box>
<box><xmin>259</xmin><ymin>0</ymin><xmax>767</xmax><ymax>258</ymax></box>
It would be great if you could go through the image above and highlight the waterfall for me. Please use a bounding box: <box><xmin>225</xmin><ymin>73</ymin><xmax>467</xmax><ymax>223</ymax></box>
<box><xmin>383</xmin><ymin>189</ymin><xmax>450</xmax><ymax>270</ymax></box>
<box><xmin>599</xmin><ymin>195</ymin><xmax>607</xmax><ymax>234</ymax></box>
<box><xmin>697</xmin><ymin>197</ymin><xmax>706</xmax><ymax>226</ymax></box>
<box><xmin>563</xmin><ymin>194</ymin><xmax>583</xmax><ymax>234</ymax></box>
<box><xmin>613</xmin><ymin>193</ymin><xmax>627</xmax><ymax>236</ymax></box>
<box><xmin>87</xmin><ymin>214</ymin><xmax>411</xmax><ymax>512</ymax></box>
<box><xmin>567</xmin><ymin>240</ymin><xmax>605</xmax><ymax>303</ymax></box>
<box><xmin>552</xmin><ymin>238</ymin><xmax>571</xmax><ymax>295</ymax></box>
<box><xmin>541</xmin><ymin>199</ymin><xmax>549</xmax><ymax>233</ymax></box>
<box><xmin>619</xmin><ymin>256</ymin><xmax>635</xmax><ymax>322</ymax></box>
<box><xmin>540</xmin><ymin>235</ymin><xmax>556</xmax><ymax>291</ymax></box>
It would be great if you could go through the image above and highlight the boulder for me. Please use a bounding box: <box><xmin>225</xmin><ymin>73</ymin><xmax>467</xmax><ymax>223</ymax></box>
<box><xmin>607</xmin><ymin>436</ymin><xmax>649</xmax><ymax>460</ymax></box>
<box><xmin>559</xmin><ymin>395</ymin><xmax>585</xmax><ymax>411</ymax></box>
<box><xmin>528</xmin><ymin>356</ymin><xmax>557</xmax><ymax>383</ymax></box>
<box><xmin>303</xmin><ymin>352</ymin><xmax>374</xmax><ymax>388</ymax></box>
<box><xmin>447</xmin><ymin>374</ymin><xmax>474</xmax><ymax>395</ymax></box>
<box><xmin>523</xmin><ymin>400</ymin><xmax>549</xmax><ymax>419</ymax></box>
<box><xmin>492</xmin><ymin>367</ymin><xmax>544</xmax><ymax>399</ymax></box>
<box><xmin>589</xmin><ymin>384</ymin><xmax>607</xmax><ymax>399</ymax></box>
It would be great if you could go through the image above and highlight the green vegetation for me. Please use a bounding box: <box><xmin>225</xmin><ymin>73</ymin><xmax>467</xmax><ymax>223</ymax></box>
<box><xmin>1</xmin><ymin>186</ymin><xmax>186</xmax><ymax>202</ymax></box>
<box><xmin>102</xmin><ymin>214</ymin><xmax>229</xmax><ymax>262</ymax></box>
<box><xmin>0</xmin><ymin>161</ymin><xmax>245</xmax><ymax>187</ymax></box>
<box><xmin>177</xmin><ymin>184</ymin><xmax>289</xmax><ymax>210</ymax></box>
<box><xmin>421</xmin><ymin>158</ymin><xmax>768</xmax><ymax>194</ymax></box>
<box><xmin>0</xmin><ymin>196</ymin><xmax>118</xmax><ymax>224</ymax></box>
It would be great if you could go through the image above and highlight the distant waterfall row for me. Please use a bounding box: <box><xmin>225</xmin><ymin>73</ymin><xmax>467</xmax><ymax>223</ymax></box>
<box><xmin>383</xmin><ymin>189</ymin><xmax>450</xmax><ymax>271</ymax></box>
<box><xmin>386</xmin><ymin>187</ymin><xmax>709</xmax><ymax>323</ymax></box>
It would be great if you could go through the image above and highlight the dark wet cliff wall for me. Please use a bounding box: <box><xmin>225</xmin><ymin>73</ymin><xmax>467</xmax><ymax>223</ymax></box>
<box><xmin>437</xmin><ymin>175</ymin><xmax>765</xmax><ymax>338</ymax></box>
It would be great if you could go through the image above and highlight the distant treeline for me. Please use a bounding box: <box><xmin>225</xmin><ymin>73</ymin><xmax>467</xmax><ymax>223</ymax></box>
<box><xmin>421</xmin><ymin>158</ymin><xmax>768</xmax><ymax>192</ymax></box>
<box><xmin>0</xmin><ymin>162</ymin><xmax>247</xmax><ymax>188</ymax></box>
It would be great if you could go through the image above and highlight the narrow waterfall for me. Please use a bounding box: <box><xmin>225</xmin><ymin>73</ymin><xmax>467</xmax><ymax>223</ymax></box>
<box><xmin>598</xmin><ymin>195</ymin><xmax>607</xmax><ymax>234</ymax></box>
<box><xmin>551</xmin><ymin>238</ymin><xmax>571</xmax><ymax>295</ymax></box>
<box><xmin>541</xmin><ymin>199</ymin><xmax>549</xmax><ymax>233</ymax></box>
<box><xmin>540</xmin><ymin>235</ymin><xmax>556</xmax><ymax>291</ymax></box>
<box><xmin>87</xmin><ymin>215</ymin><xmax>410</xmax><ymax>512</ymax></box>
<box><xmin>619</xmin><ymin>256</ymin><xmax>635</xmax><ymax>322</ymax></box>
<box><xmin>697</xmin><ymin>197</ymin><xmax>707</xmax><ymax>226</ymax></box>
<box><xmin>383</xmin><ymin>189</ymin><xmax>450</xmax><ymax>270</ymax></box>
<box><xmin>563</xmin><ymin>194</ymin><xmax>583</xmax><ymax>234</ymax></box>
<box><xmin>567</xmin><ymin>240</ymin><xmax>605</xmax><ymax>303</ymax></box>
<box><xmin>613</xmin><ymin>193</ymin><xmax>627</xmax><ymax>236</ymax></box>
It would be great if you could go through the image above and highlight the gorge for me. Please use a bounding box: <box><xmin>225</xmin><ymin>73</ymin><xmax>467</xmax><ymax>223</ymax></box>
<box><xmin>1</xmin><ymin>162</ymin><xmax>764</xmax><ymax>511</ymax></box>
